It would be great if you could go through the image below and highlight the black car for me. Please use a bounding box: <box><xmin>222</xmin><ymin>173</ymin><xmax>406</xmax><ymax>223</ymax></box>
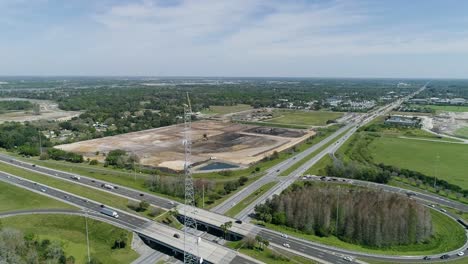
<box><xmin>235</xmin><ymin>220</ymin><xmax>242</xmax><ymax>224</ymax></box>
<box><xmin>440</xmin><ymin>254</ymin><xmax>450</xmax><ymax>259</ymax></box>
<box><xmin>139</xmin><ymin>193</ymin><xmax>144</xmax><ymax>196</ymax></box>
<box><xmin>173</xmin><ymin>233</ymin><xmax>180</xmax><ymax>238</ymax></box>
<box><xmin>423</xmin><ymin>256</ymin><xmax>431</xmax><ymax>260</ymax></box>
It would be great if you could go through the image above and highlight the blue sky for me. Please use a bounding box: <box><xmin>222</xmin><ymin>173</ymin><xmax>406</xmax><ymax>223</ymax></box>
<box><xmin>1</xmin><ymin>0</ymin><xmax>468</xmax><ymax>78</ymax></box>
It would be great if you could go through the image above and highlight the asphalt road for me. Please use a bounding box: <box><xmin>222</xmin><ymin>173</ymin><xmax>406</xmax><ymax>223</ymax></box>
<box><xmin>0</xmin><ymin>153</ymin><xmax>178</xmax><ymax>210</ymax></box>
<box><xmin>0</xmin><ymin>171</ymin><xmax>257</xmax><ymax>264</ymax></box>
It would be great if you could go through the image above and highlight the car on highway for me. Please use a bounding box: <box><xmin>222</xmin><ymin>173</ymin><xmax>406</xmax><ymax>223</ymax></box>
<box><xmin>40</xmin><ymin>188</ymin><xmax>46</xmax><ymax>192</ymax></box>
<box><xmin>174</xmin><ymin>233</ymin><xmax>180</xmax><ymax>239</ymax></box>
<box><xmin>440</xmin><ymin>254</ymin><xmax>450</xmax><ymax>259</ymax></box>
<box><xmin>281</xmin><ymin>233</ymin><xmax>288</xmax><ymax>238</ymax></box>
<box><xmin>457</xmin><ymin>251</ymin><xmax>464</xmax><ymax>256</ymax></box>
<box><xmin>343</xmin><ymin>256</ymin><xmax>353</xmax><ymax>262</ymax></box>
<box><xmin>423</xmin><ymin>256</ymin><xmax>431</xmax><ymax>260</ymax></box>
<box><xmin>282</xmin><ymin>243</ymin><xmax>290</xmax><ymax>248</ymax></box>
<box><xmin>235</xmin><ymin>220</ymin><xmax>242</xmax><ymax>224</ymax></box>
<box><xmin>440</xmin><ymin>208</ymin><xmax>447</xmax><ymax>213</ymax></box>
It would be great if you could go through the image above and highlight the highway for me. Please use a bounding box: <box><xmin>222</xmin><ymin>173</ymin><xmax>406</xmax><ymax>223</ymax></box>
<box><xmin>0</xmin><ymin>171</ymin><xmax>257</xmax><ymax>264</ymax></box>
<box><xmin>233</xmin><ymin>83</ymin><xmax>427</xmax><ymax>221</ymax></box>
<box><xmin>211</xmin><ymin>122</ymin><xmax>356</xmax><ymax>214</ymax></box>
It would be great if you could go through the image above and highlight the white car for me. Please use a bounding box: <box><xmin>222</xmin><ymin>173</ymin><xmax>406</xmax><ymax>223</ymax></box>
<box><xmin>343</xmin><ymin>256</ymin><xmax>353</xmax><ymax>262</ymax></box>
<box><xmin>40</xmin><ymin>188</ymin><xmax>46</xmax><ymax>192</ymax></box>
<box><xmin>282</xmin><ymin>243</ymin><xmax>290</xmax><ymax>248</ymax></box>
<box><xmin>281</xmin><ymin>233</ymin><xmax>288</xmax><ymax>239</ymax></box>
<box><xmin>457</xmin><ymin>251</ymin><xmax>464</xmax><ymax>256</ymax></box>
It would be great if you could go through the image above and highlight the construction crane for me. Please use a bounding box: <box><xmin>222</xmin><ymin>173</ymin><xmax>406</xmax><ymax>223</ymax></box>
<box><xmin>183</xmin><ymin>92</ymin><xmax>200</xmax><ymax>264</ymax></box>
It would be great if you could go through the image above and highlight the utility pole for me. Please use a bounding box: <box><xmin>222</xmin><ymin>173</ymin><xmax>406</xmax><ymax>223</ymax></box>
<box><xmin>85</xmin><ymin>210</ymin><xmax>91</xmax><ymax>263</ymax></box>
<box><xmin>202</xmin><ymin>184</ymin><xmax>205</xmax><ymax>209</ymax></box>
<box><xmin>183</xmin><ymin>92</ymin><xmax>199</xmax><ymax>264</ymax></box>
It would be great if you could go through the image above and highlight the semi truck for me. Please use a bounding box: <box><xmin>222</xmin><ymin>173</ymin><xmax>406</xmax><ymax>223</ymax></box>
<box><xmin>100</xmin><ymin>208</ymin><xmax>119</xmax><ymax>218</ymax></box>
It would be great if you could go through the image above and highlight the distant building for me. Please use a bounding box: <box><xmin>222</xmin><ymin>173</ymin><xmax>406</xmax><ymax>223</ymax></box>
<box><xmin>384</xmin><ymin>115</ymin><xmax>420</xmax><ymax>127</ymax></box>
<box><xmin>409</xmin><ymin>98</ymin><xmax>427</xmax><ymax>104</ymax></box>
<box><xmin>450</xmin><ymin>98</ymin><xmax>466</xmax><ymax>105</ymax></box>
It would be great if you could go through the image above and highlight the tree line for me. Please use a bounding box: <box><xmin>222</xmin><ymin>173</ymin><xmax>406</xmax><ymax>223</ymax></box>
<box><xmin>255</xmin><ymin>183</ymin><xmax>433</xmax><ymax>248</ymax></box>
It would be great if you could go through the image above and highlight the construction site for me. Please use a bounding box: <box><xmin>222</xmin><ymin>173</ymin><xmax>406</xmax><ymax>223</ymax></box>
<box><xmin>55</xmin><ymin>120</ymin><xmax>315</xmax><ymax>171</ymax></box>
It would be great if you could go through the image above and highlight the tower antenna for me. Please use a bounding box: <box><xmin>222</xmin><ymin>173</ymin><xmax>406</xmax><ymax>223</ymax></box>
<box><xmin>183</xmin><ymin>92</ymin><xmax>199</xmax><ymax>263</ymax></box>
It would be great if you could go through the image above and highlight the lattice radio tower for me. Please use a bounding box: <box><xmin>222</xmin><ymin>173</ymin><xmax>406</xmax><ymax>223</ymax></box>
<box><xmin>183</xmin><ymin>92</ymin><xmax>200</xmax><ymax>264</ymax></box>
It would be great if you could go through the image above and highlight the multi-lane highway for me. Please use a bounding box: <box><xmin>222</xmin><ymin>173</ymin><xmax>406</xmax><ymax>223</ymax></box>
<box><xmin>0</xmin><ymin>170</ymin><xmax>257</xmax><ymax>264</ymax></box>
<box><xmin>232</xmin><ymin>83</ymin><xmax>428</xmax><ymax>221</ymax></box>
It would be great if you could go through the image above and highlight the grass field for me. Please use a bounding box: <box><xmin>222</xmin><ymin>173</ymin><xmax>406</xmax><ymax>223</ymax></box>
<box><xmin>454</xmin><ymin>126</ymin><xmax>468</xmax><ymax>138</ymax></box>
<box><xmin>225</xmin><ymin>181</ymin><xmax>277</xmax><ymax>217</ymax></box>
<box><xmin>1</xmin><ymin>214</ymin><xmax>139</xmax><ymax>264</ymax></box>
<box><xmin>201</xmin><ymin>104</ymin><xmax>253</xmax><ymax>115</ymax></box>
<box><xmin>265</xmin><ymin>110</ymin><xmax>343</xmax><ymax>127</ymax></box>
<box><xmin>369</xmin><ymin>136</ymin><xmax>468</xmax><ymax>189</ymax></box>
<box><xmin>0</xmin><ymin>180</ymin><xmax>76</xmax><ymax>212</ymax></box>
<box><xmin>411</xmin><ymin>104</ymin><xmax>468</xmax><ymax>113</ymax></box>
<box><xmin>256</xmin><ymin>209</ymin><xmax>466</xmax><ymax>256</ymax></box>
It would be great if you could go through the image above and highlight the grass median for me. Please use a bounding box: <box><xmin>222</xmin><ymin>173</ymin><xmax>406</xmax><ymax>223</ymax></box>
<box><xmin>0</xmin><ymin>162</ymin><xmax>163</xmax><ymax>219</ymax></box>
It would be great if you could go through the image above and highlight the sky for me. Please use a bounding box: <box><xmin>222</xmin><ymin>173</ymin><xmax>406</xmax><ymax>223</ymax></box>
<box><xmin>1</xmin><ymin>0</ymin><xmax>468</xmax><ymax>78</ymax></box>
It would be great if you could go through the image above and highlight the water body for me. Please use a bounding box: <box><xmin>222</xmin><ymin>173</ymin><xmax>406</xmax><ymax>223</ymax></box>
<box><xmin>198</xmin><ymin>162</ymin><xmax>239</xmax><ymax>171</ymax></box>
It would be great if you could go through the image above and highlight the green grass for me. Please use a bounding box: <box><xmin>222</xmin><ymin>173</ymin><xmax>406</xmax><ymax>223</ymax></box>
<box><xmin>201</xmin><ymin>104</ymin><xmax>253</xmax><ymax>115</ymax></box>
<box><xmin>155</xmin><ymin>211</ymin><xmax>183</xmax><ymax>229</ymax></box>
<box><xmin>0</xmin><ymin>162</ymin><xmax>154</xmax><ymax>218</ymax></box>
<box><xmin>225</xmin><ymin>181</ymin><xmax>277</xmax><ymax>217</ymax></box>
<box><xmin>0</xmin><ymin>180</ymin><xmax>76</xmax><ymax>212</ymax></box>
<box><xmin>389</xmin><ymin>178</ymin><xmax>468</xmax><ymax>205</ymax></box>
<box><xmin>280</xmin><ymin>128</ymin><xmax>350</xmax><ymax>176</ymax></box>
<box><xmin>454</xmin><ymin>126</ymin><xmax>468</xmax><ymax>138</ymax></box>
<box><xmin>1</xmin><ymin>214</ymin><xmax>139</xmax><ymax>264</ymax></box>
<box><xmin>255</xmin><ymin>210</ymin><xmax>466</xmax><ymax>256</ymax></box>
<box><xmin>227</xmin><ymin>241</ymin><xmax>318</xmax><ymax>264</ymax></box>
<box><xmin>265</xmin><ymin>110</ymin><xmax>343</xmax><ymax>127</ymax></box>
<box><xmin>369</xmin><ymin>136</ymin><xmax>468</xmax><ymax>189</ymax></box>
<box><xmin>412</xmin><ymin>104</ymin><xmax>468</xmax><ymax>113</ymax></box>
<box><xmin>362</xmin><ymin>258</ymin><xmax>468</xmax><ymax>264</ymax></box>
<box><xmin>305</xmin><ymin>155</ymin><xmax>333</xmax><ymax>175</ymax></box>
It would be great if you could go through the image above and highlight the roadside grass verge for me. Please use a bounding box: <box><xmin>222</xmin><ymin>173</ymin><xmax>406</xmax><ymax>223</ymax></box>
<box><xmin>155</xmin><ymin>211</ymin><xmax>183</xmax><ymax>230</ymax></box>
<box><xmin>389</xmin><ymin>178</ymin><xmax>468</xmax><ymax>205</ymax></box>
<box><xmin>280</xmin><ymin>128</ymin><xmax>350</xmax><ymax>176</ymax></box>
<box><xmin>254</xmin><ymin>209</ymin><xmax>466</xmax><ymax>256</ymax></box>
<box><xmin>226</xmin><ymin>241</ymin><xmax>318</xmax><ymax>264</ymax></box>
<box><xmin>1</xmin><ymin>214</ymin><xmax>139</xmax><ymax>264</ymax></box>
<box><xmin>0</xmin><ymin>162</ymin><xmax>163</xmax><ymax>219</ymax></box>
<box><xmin>304</xmin><ymin>155</ymin><xmax>333</xmax><ymax>175</ymax></box>
<box><xmin>0</xmin><ymin>180</ymin><xmax>76</xmax><ymax>212</ymax></box>
<box><xmin>225</xmin><ymin>181</ymin><xmax>277</xmax><ymax>218</ymax></box>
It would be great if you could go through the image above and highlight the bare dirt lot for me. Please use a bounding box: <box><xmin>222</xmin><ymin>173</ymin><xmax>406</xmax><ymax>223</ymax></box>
<box><xmin>0</xmin><ymin>98</ymin><xmax>81</xmax><ymax>123</ymax></box>
<box><xmin>55</xmin><ymin>120</ymin><xmax>314</xmax><ymax>171</ymax></box>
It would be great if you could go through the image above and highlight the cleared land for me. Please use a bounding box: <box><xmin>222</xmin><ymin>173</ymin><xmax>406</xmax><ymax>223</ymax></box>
<box><xmin>0</xmin><ymin>98</ymin><xmax>80</xmax><ymax>123</ymax></box>
<box><xmin>0</xmin><ymin>180</ymin><xmax>75</xmax><ymax>212</ymax></box>
<box><xmin>56</xmin><ymin>120</ymin><xmax>314</xmax><ymax>171</ymax></box>
<box><xmin>1</xmin><ymin>214</ymin><xmax>138</xmax><ymax>264</ymax></box>
<box><xmin>201</xmin><ymin>104</ymin><xmax>253</xmax><ymax>115</ymax></box>
<box><xmin>369</xmin><ymin>136</ymin><xmax>468</xmax><ymax>189</ymax></box>
<box><xmin>265</xmin><ymin>110</ymin><xmax>343</xmax><ymax>127</ymax></box>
